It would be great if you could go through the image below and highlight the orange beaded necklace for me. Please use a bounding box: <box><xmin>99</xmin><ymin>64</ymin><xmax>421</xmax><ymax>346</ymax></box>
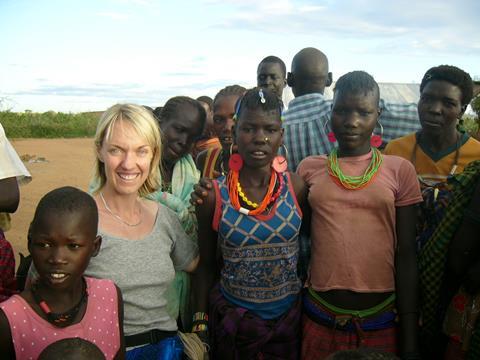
<box><xmin>227</xmin><ymin>168</ymin><xmax>277</xmax><ymax>215</ymax></box>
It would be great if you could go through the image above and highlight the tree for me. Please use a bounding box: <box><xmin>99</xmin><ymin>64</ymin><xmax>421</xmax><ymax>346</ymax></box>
<box><xmin>472</xmin><ymin>95</ymin><xmax>480</xmax><ymax>119</ymax></box>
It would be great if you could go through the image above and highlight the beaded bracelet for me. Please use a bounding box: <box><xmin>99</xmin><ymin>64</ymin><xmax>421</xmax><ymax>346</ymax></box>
<box><xmin>464</xmin><ymin>208</ymin><xmax>480</xmax><ymax>224</ymax></box>
<box><xmin>192</xmin><ymin>312</ymin><xmax>209</xmax><ymax>323</ymax></box>
<box><xmin>191</xmin><ymin>323</ymin><xmax>208</xmax><ymax>333</ymax></box>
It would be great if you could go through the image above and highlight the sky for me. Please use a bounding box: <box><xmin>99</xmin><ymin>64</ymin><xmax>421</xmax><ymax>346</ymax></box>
<box><xmin>1</xmin><ymin>0</ymin><xmax>479</xmax><ymax>113</ymax></box>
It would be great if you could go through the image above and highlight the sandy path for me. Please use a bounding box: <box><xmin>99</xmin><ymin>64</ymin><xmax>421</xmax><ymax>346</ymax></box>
<box><xmin>7</xmin><ymin>138</ymin><xmax>95</xmax><ymax>268</ymax></box>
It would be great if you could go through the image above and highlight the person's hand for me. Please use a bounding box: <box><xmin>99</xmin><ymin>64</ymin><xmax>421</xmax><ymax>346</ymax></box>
<box><xmin>190</xmin><ymin>177</ymin><xmax>214</xmax><ymax>206</ymax></box>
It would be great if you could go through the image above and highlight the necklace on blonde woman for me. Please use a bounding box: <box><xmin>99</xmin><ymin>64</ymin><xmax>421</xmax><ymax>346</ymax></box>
<box><xmin>99</xmin><ymin>192</ymin><xmax>142</xmax><ymax>227</ymax></box>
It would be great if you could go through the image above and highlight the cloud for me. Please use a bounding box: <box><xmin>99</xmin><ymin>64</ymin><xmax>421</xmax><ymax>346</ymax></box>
<box><xmin>205</xmin><ymin>0</ymin><xmax>480</xmax><ymax>54</ymax></box>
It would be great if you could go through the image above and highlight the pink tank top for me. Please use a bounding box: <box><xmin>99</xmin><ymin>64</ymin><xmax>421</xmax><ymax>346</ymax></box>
<box><xmin>0</xmin><ymin>277</ymin><xmax>120</xmax><ymax>360</ymax></box>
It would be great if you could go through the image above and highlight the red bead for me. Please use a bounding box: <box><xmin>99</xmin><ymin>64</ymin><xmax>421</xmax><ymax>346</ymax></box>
<box><xmin>370</xmin><ymin>135</ymin><xmax>382</xmax><ymax>147</ymax></box>
<box><xmin>228</xmin><ymin>153</ymin><xmax>243</xmax><ymax>172</ymax></box>
<box><xmin>272</xmin><ymin>156</ymin><xmax>287</xmax><ymax>173</ymax></box>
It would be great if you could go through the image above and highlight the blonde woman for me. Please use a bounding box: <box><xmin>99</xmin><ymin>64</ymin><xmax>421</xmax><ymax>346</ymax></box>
<box><xmin>86</xmin><ymin>104</ymin><xmax>199</xmax><ymax>360</ymax></box>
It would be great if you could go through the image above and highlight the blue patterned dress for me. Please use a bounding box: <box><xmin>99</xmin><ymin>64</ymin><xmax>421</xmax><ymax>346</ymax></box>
<box><xmin>213</xmin><ymin>172</ymin><xmax>303</xmax><ymax>319</ymax></box>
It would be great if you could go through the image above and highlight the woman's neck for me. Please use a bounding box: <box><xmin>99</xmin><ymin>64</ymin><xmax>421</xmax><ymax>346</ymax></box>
<box><xmin>100</xmin><ymin>186</ymin><xmax>140</xmax><ymax>216</ymax></box>
<box><xmin>239</xmin><ymin>165</ymin><xmax>272</xmax><ymax>187</ymax></box>
<box><xmin>162</xmin><ymin>160</ymin><xmax>175</xmax><ymax>183</ymax></box>
<box><xmin>420</xmin><ymin>128</ymin><xmax>458</xmax><ymax>153</ymax></box>
<box><xmin>337</xmin><ymin>145</ymin><xmax>371</xmax><ymax>158</ymax></box>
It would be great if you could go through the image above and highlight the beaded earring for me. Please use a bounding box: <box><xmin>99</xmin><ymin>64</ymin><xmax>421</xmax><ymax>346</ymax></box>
<box><xmin>228</xmin><ymin>143</ymin><xmax>243</xmax><ymax>172</ymax></box>
<box><xmin>370</xmin><ymin>121</ymin><xmax>384</xmax><ymax>148</ymax></box>
<box><xmin>272</xmin><ymin>144</ymin><xmax>288</xmax><ymax>173</ymax></box>
<box><xmin>323</xmin><ymin>120</ymin><xmax>336</xmax><ymax>143</ymax></box>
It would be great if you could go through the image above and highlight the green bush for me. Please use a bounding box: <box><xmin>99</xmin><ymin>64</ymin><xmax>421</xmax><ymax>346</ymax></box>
<box><xmin>462</xmin><ymin>114</ymin><xmax>480</xmax><ymax>137</ymax></box>
<box><xmin>0</xmin><ymin>111</ymin><xmax>99</xmax><ymax>138</ymax></box>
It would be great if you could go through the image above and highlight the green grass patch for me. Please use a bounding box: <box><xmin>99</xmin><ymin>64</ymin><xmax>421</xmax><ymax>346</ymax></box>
<box><xmin>0</xmin><ymin>111</ymin><xmax>100</xmax><ymax>138</ymax></box>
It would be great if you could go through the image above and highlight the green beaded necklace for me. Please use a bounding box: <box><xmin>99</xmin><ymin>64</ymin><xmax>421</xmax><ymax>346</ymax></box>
<box><xmin>327</xmin><ymin>148</ymin><xmax>383</xmax><ymax>190</ymax></box>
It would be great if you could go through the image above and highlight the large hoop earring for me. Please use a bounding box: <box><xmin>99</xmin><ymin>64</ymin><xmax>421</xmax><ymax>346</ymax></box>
<box><xmin>228</xmin><ymin>143</ymin><xmax>243</xmax><ymax>172</ymax></box>
<box><xmin>323</xmin><ymin>120</ymin><xmax>336</xmax><ymax>143</ymax></box>
<box><xmin>370</xmin><ymin>121</ymin><xmax>384</xmax><ymax>148</ymax></box>
<box><xmin>272</xmin><ymin>144</ymin><xmax>288</xmax><ymax>173</ymax></box>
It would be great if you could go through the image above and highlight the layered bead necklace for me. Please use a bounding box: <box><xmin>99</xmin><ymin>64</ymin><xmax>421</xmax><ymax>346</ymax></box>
<box><xmin>31</xmin><ymin>279</ymin><xmax>88</xmax><ymax>327</ymax></box>
<box><xmin>228</xmin><ymin>168</ymin><xmax>282</xmax><ymax>215</ymax></box>
<box><xmin>327</xmin><ymin>148</ymin><xmax>383</xmax><ymax>190</ymax></box>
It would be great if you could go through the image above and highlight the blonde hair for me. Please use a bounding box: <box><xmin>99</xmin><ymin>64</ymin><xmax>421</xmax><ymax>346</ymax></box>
<box><xmin>92</xmin><ymin>104</ymin><xmax>162</xmax><ymax>197</ymax></box>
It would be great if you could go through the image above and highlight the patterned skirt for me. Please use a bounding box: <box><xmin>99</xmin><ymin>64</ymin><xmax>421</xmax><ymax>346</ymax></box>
<box><xmin>301</xmin><ymin>288</ymin><xmax>397</xmax><ymax>360</ymax></box>
<box><xmin>209</xmin><ymin>284</ymin><xmax>301</xmax><ymax>360</ymax></box>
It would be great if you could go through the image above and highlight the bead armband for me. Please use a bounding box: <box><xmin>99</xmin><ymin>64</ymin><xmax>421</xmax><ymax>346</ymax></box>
<box><xmin>191</xmin><ymin>322</ymin><xmax>208</xmax><ymax>333</ymax></box>
<box><xmin>192</xmin><ymin>312</ymin><xmax>208</xmax><ymax>322</ymax></box>
<box><xmin>191</xmin><ymin>312</ymin><xmax>209</xmax><ymax>333</ymax></box>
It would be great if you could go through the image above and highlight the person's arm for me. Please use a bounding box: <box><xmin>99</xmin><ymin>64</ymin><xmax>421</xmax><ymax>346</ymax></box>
<box><xmin>0</xmin><ymin>177</ymin><xmax>19</xmax><ymax>213</ymax></box>
<box><xmin>191</xmin><ymin>185</ymin><xmax>217</xmax><ymax>319</ymax></box>
<box><xmin>114</xmin><ymin>285</ymin><xmax>125</xmax><ymax>360</ymax></box>
<box><xmin>184</xmin><ymin>256</ymin><xmax>200</xmax><ymax>273</ymax></box>
<box><xmin>0</xmin><ymin>309</ymin><xmax>15</xmax><ymax>359</ymax></box>
<box><xmin>395</xmin><ymin>204</ymin><xmax>420</xmax><ymax>359</ymax></box>
<box><xmin>289</xmin><ymin>172</ymin><xmax>310</xmax><ymax>235</ymax></box>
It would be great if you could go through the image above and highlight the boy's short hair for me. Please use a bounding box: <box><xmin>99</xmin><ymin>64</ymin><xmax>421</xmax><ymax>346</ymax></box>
<box><xmin>258</xmin><ymin>56</ymin><xmax>287</xmax><ymax>78</ymax></box>
<box><xmin>334</xmin><ymin>71</ymin><xmax>380</xmax><ymax>102</ymax></box>
<box><xmin>29</xmin><ymin>186</ymin><xmax>98</xmax><ymax>237</ymax></box>
<box><xmin>38</xmin><ymin>337</ymin><xmax>105</xmax><ymax>360</ymax></box>
<box><xmin>420</xmin><ymin>65</ymin><xmax>473</xmax><ymax>106</ymax></box>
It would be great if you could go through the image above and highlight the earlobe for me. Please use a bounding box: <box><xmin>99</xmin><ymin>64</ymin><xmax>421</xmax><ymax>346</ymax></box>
<box><xmin>287</xmin><ymin>73</ymin><xmax>294</xmax><ymax>87</ymax></box>
<box><xmin>92</xmin><ymin>235</ymin><xmax>102</xmax><ymax>257</ymax></box>
<box><xmin>96</xmin><ymin>146</ymin><xmax>104</xmax><ymax>163</ymax></box>
<box><xmin>326</xmin><ymin>72</ymin><xmax>333</xmax><ymax>87</ymax></box>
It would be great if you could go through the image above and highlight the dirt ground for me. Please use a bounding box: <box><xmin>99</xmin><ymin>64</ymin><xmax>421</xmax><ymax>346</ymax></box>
<box><xmin>7</xmin><ymin>138</ymin><xmax>95</xmax><ymax>268</ymax></box>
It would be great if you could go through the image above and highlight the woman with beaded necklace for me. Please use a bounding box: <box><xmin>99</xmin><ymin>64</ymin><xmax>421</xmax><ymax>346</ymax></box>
<box><xmin>192</xmin><ymin>87</ymin><xmax>309</xmax><ymax>359</ymax></box>
<box><xmin>298</xmin><ymin>71</ymin><xmax>422</xmax><ymax>359</ymax></box>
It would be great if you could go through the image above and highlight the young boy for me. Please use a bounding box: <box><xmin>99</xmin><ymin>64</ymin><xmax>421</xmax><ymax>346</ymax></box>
<box><xmin>0</xmin><ymin>186</ymin><xmax>124</xmax><ymax>360</ymax></box>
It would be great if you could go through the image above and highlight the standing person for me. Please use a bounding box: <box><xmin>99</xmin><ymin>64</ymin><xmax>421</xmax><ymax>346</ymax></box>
<box><xmin>298</xmin><ymin>71</ymin><xmax>422</xmax><ymax>359</ymax></box>
<box><xmin>196</xmin><ymin>85</ymin><xmax>246</xmax><ymax>179</ymax></box>
<box><xmin>384</xmin><ymin>65</ymin><xmax>480</xmax><ymax>250</ymax></box>
<box><xmin>0</xmin><ymin>186</ymin><xmax>124</xmax><ymax>360</ymax></box>
<box><xmin>86</xmin><ymin>104</ymin><xmax>199</xmax><ymax>359</ymax></box>
<box><xmin>284</xmin><ymin>47</ymin><xmax>420</xmax><ymax>172</ymax></box>
<box><xmin>257</xmin><ymin>56</ymin><xmax>288</xmax><ymax>102</ymax></box>
<box><xmin>0</xmin><ymin>122</ymin><xmax>31</xmax><ymax>301</ymax></box>
<box><xmin>193</xmin><ymin>96</ymin><xmax>220</xmax><ymax>158</ymax></box>
<box><xmin>149</xmin><ymin>96</ymin><xmax>206</xmax><ymax>331</ymax></box>
<box><xmin>419</xmin><ymin>161</ymin><xmax>480</xmax><ymax>359</ymax></box>
<box><xmin>192</xmin><ymin>88</ymin><xmax>309</xmax><ymax>359</ymax></box>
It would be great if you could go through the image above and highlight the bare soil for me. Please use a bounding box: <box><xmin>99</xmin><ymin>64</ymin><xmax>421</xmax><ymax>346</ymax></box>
<box><xmin>7</xmin><ymin>138</ymin><xmax>95</xmax><ymax>268</ymax></box>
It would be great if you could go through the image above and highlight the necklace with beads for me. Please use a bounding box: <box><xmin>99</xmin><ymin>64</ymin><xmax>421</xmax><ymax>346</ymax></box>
<box><xmin>228</xmin><ymin>168</ymin><xmax>281</xmax><ymax>215</ymax></box>
<box><xmin>31</xmin><ymin>278</ymin><xmax>88</xmax><ymax>327</ymax></box>
<box><xmin>100</xmin><ymin>192</ymin><xmax>142</xmax><ymax>227</ymax></box>
<box><xmin>327</xmin><ymin>148</ymin><xmax>383</xmax><ymax>190</ymax></box>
